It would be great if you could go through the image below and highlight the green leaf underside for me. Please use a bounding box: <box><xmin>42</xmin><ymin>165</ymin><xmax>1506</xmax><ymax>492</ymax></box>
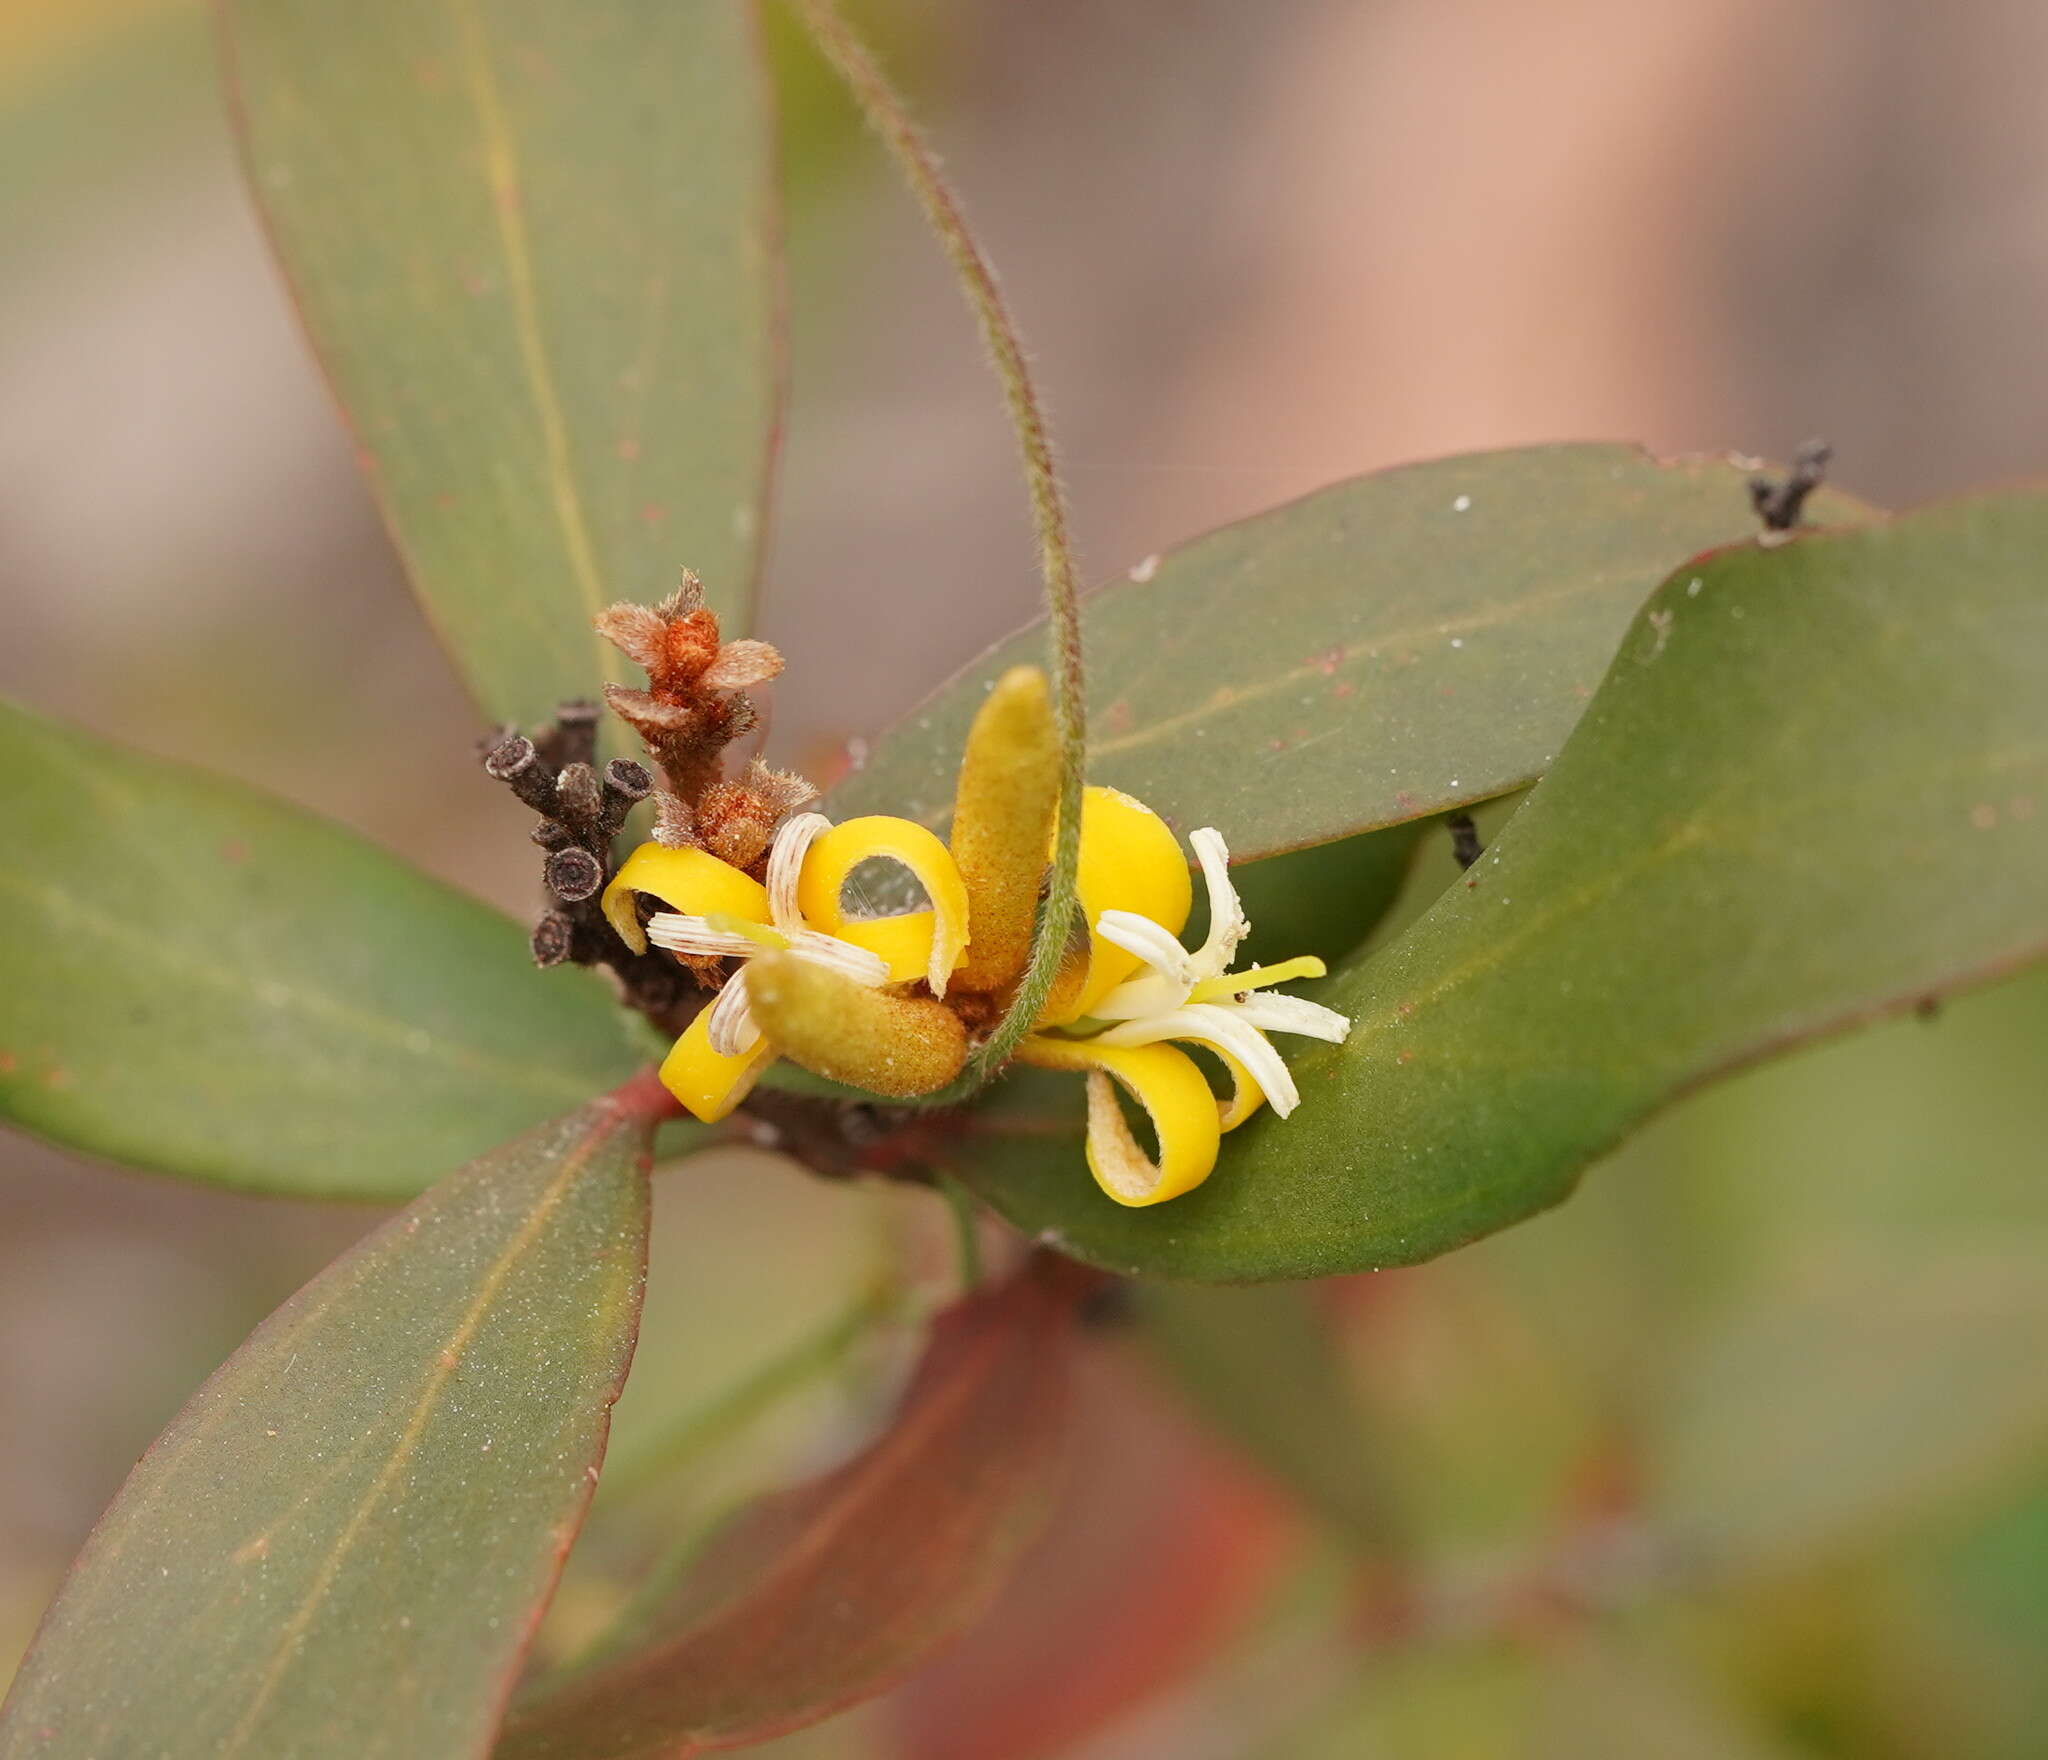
<box><xmin>0</xmin><ymin>698</ymin><xmax>645</xmax><ymax>1198</ymax></box>
<box><xmin>221</xmin><ymin>0</ymin><xmax>781</xmax><ymax>730</ymax></box>
<box><xmin>959</xmin><ymin>487</ymin><xmax>2048</xmax><ymax>1281</ymax></box>
<box><xmin>828</xmin><ymin>445</ymin><xmax>1875</xmax><ymax>858</ymax></box>
<box><xmin>495</xmin><ymin>1253</ymin><xmax>1093</xmax><ymax>1760</ymax></box>
<box><xmin>0</xmin><ymin>1104</ymin><xmax>651</xmax><ymax>1760</ymax></box>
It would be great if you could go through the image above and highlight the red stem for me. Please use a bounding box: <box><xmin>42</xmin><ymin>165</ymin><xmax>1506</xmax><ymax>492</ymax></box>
<box><xmin>605</xmin><ymin>1064</ymin><xmax>686</xmax><ymax>1125</ymax></box>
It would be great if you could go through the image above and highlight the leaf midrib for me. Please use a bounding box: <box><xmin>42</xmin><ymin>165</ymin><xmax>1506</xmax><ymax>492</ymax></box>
<box><xmin>0</xmin><ymin>865</ymin><xmax>603</xmax><ymax>1103</ymax></box>
<box><xmin>447</xmin><ymin>0</ymin><xmax>626</xmax><ymax>697</ymax></box>
<box><xmin>217</xmin><ymin>1107</ymin><xmax>630</xmax><ymax>1755</ymax></box>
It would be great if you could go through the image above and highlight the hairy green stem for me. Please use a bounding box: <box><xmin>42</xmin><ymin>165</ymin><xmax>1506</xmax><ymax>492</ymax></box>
<box><xmin>936</xmin><ymin>1173</ymin><xmax>985</xmax><ymax>1292</ymax></box>
<box><xmin>792</xmin><ymin>0</ymin><xmax>1086</xmax><ymax>1081</ymax></box>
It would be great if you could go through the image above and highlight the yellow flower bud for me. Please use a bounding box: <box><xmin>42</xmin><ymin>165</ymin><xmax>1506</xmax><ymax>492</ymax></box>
<box><xmin>949</xmin><ymin>665</ymin><xmax>1062</xmax><ymax>995</ymax></box>
<box><xmin>745</xmin><ymin>951</ymin><xmax>968</xmax><ymax>1098</ymax></box>
<box><xmin>1035</xmin><ymin>786</ymin><xmax>1192</xmax><ymax>1026</ymax></box>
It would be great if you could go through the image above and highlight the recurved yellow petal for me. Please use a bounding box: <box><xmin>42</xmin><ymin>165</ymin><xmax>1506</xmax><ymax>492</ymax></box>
<box><xmin>1206</xmin><ymin>1043</ymin><xmax>1268</xmax><ymax>1131</ymax></box>
<box><xmin>950</xmin><ymin>665</ymin><xmax>1061</xmax><ymax>995</ymax></box>
<box><xmin>603</xmin><ymin>841</ymin><xmax>772</xmax><ymax>955</ymax></box>
<box><xmin>1018</xmin><ymin>1035</ymin><xmax>1220</xmax><ymax>1206</ymax></box>
<box><xmin>659</xmin><ymin>1005</ymin><xmax>776</xmax><ymax>1123</ymax></box>
<box><xmin>745</xmin><ymin>950</ymin><xmax>968</xmax><ymax>1098</ymax></box>
<box><xmin>796</xmin><ymin>816</ymin><xmax>969</xmax><ymax>994</ymax></box>
<box><xmin>1037</xmin><ymin>787</ymin><xmax>1193</xmax><ymax>1026</ymax></box>
<box><xmin>832</xmin><ymin>908</ymin><xmax>939</xmax><ymax>978</ymax></box>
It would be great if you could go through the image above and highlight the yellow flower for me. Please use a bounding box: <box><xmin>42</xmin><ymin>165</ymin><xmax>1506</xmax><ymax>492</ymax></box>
<box><xmin>1021</xmin><ymin>794</ymin><xmax>1351</xmax><ymax>1209</ymax></box>
<box><xmin>599</xmin><ymin>661</ymin><xmax>1343</xmax><ymax>1210</ymax></box>
<box><xmin>603</xmin><ymin>811</ymin><xmax>969</xmax><ymax>1122</ymax></box>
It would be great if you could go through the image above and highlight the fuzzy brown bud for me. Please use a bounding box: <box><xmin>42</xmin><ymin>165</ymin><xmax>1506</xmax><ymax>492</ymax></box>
<box><xmin>593</xmin><ymin>573</ymin><xmax>794</xmax><ymax>823</ymax></box>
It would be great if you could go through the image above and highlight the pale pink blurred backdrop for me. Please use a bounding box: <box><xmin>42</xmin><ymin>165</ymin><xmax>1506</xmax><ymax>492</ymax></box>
<box><xmin>8</xmin><ymin>0</ymin><xmax>2048</xmax><ymax>1740</ymax></box>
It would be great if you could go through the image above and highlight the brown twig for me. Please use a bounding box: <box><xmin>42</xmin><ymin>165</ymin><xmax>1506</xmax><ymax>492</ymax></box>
<box><xmin>1748</xmin><ymin>438</ymin><xmax>1833</xmax><ymax>533</ymax></box>
<box><xmin>482</xmin><ymin>709</ymin><xmax>693</xmax><ymax>1029</ymax></box>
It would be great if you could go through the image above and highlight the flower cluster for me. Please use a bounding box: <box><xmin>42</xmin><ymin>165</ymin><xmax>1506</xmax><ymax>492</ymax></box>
<box><xmin>592</xmin><ymin>596</ymin><xmax>1350</xmax><ymax>1206</ymax></box>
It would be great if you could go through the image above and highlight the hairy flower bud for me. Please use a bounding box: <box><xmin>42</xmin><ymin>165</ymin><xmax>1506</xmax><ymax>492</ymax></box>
<box><xmin>949</xmin><ymin>665</ymin><xmax>1061</xmax><ymax>995</ymax></box>
<box><xmin>745</xmin><ymin>951</ymin><xmax>968</xmax><ymax>1098</ymax></box>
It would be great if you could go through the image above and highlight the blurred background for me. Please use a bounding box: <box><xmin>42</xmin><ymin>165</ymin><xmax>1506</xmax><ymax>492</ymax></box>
<box><xmin>5</xmin><ymin>1</ymin><xmax>2048</xmax><ymax>1753</ymax></box>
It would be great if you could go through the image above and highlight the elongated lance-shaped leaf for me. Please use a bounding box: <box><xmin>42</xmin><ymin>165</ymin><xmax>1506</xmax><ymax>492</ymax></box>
<box><xmin>221</xmin><ymin>0</ymin><xmax>782</xmax><ymax>729</ymax></box>
<box><xmin>957</xmin><ymin>486</ymin><xmax>2048</xmax><ymax>1280</ymax></box>
<box><xmin>495</xmin><ymin>1252</ymin><xmax>1096</xmax><ymax>1760</ymax></box>
<box><xmin>0</xmin><ymin>696</ymin><xmax>648</xmax><ymax>1199</ymax></box>
<box><xmin>829</xmin><ymin>445</ymin><xmax>1875</xmax><ymax>857</ymax></box>
<box><xmin>0</xmin><ymin>1101</ymin><xmax>653</xmax><ymax>1760</ymax></box>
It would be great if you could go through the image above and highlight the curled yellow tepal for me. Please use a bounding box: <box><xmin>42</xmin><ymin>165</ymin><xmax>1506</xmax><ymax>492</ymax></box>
<box><xmin>608</xmin><ymin>810</ymin><xmax>971</xmax><ymax>1121</ymax></box>
<box><xmin>1021</xmin><ymin>809</ymin><xmax>1351</xmax><ymax>1207</ymax></box>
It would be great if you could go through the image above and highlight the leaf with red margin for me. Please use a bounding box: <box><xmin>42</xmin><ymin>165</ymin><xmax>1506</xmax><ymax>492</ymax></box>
<box><xmin>495</xmin><ymin>1252</ymin><xmax>1097</xmax><ymax>1760</ymax></box>
<box><xmin>0</xmin><ymin>1100</ymin><xmax>653</xmax><ymax>1760</ymax></box>
<box><xmin>892</xmin><ymin>1349</ymin><xmax>1297</xmax><ymax>1760</ymax></box>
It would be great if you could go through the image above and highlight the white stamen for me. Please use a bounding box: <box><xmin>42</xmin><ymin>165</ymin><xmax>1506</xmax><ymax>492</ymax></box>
<box><xmin>767</xmin><ymin>813</ymin><xmax>831</xmax><ymax>931</ymax></box>
<box><xmin>1091</xmin><ymin>968</ymin><xmax>1187</xmax><ymax>1023</ymax></box>
<box><xmin>1095</xmin><ymin>910</ymin><xmax>1196</xmax><ymax>988</ymax></box>
<box><xmin>646</xmin><ymin>915</ymin><xmax>769</xmax><ymax>960</ymax></box>
<box><xmin>1187</xmin><ymin>828</ymin><xmax>1247</xmax><ymax>979</ymax></box>
<box><xmin>783</xmin><ymin>928</ymin><xmax>890</xmax><ymax>988</ymax></box>
<box><xmin>1233</xmin><ymin>992</ymin><xmax>1352</xmax><ymax>1043</ymax></box>
<box><xmin>1097</xmin><ymin>1002</ymin><xmax>1301</xmax><ymax>1116</ymax></box>
<box><xmin>705</xmin><ymin>974</ymin><xmax>761</xmax><ymax>1057</ymax></box>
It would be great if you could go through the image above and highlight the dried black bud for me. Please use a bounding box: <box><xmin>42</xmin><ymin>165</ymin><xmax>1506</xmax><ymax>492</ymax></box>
<box><xmin>483</xmin><ymin>734</ymin><xmax>558</xmax><ymax>813</ymax></box>
<box><xmin>531</xmin><ymin>911</ymin><xmax>577</xmax><ymax>967</ymax></box>
<box><xmin>604</xmin><ymin>757</ymin><xmax>654</xmax><ymax>801</ymax></box>
<box><xmin>544</xmin><ymin>846</ymin><xmax>604</xmax><ymax>904</ymax></box>
<box><xmin>535</xmin><ymin>699</ymin><xmax>601</xmax><ymax>773</ymax></box>
<box><xmin>556</xmin><ymin>761</ymin><xmax>603</xmax><ymax>831</ymax></box>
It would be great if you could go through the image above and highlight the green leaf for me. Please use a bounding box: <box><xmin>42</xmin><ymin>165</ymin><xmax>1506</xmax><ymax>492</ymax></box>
<box><xmin>221</xmin><ymin>0</ymin><xmax>781</xmax><ymax>729</ymax></box>
<box><xmin>0</xmin><ymin>1102</ymin><xmax>651</xmax><ymax>1759</ymax></box>
<box><xmin>495</xmin><ymin>1253</ymin><xmax>1094</xmax><ymax>1760</ymax></box>
<box><xmin>960</xmin><ymin>487</ymin><xmax>2048</xmax><ymax>1280</ymax></box>
<box><xmin>830</xmin><ymin>445</ymin><xmax>1875</xmax><ymax>856</ymax></box>
<box><xmin>0</xmin><ymin>698</ymin><xmax>646</xmax><ymax>1198</ymax></box>
<box><xmin>1648</xmin><ymin>1239</ymin><xmax>2048</xmax><ymax>1577</ymax></box>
